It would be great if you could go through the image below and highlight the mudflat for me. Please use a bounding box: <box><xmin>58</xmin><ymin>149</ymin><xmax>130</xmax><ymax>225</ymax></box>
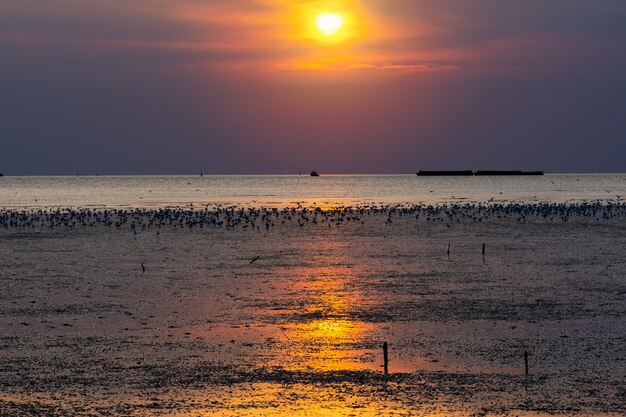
<box><xmin>0</xmin><ymin>206</ymin><xmax>624</xmax><ymax>416</ymax></box>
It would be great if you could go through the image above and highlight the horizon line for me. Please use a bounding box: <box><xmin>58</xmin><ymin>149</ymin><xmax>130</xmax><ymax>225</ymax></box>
<box><xmin>2</xmin><ymin>172</ymin><xmax>626</xmax><ymax>177</ymax></box>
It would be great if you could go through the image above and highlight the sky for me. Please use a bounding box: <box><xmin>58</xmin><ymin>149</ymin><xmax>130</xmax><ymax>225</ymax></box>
<box><xmin>1</xmin><ymin>0</ymin><xmax>625</xmax><ymax>175</ymax></box>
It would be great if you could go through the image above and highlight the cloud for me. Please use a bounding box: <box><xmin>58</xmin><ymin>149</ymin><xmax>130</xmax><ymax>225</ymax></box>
<box><xmin>2</xmin><ymin>0</ymin><xmax>625</xmax><ymax>76</ymax></box>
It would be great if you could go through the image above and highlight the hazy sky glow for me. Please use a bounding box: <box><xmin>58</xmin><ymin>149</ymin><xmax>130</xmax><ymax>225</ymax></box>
<box><xmin>1</xmin><ymin>0</ymin><xmax>625</xmax><ymax>174</ymax></box>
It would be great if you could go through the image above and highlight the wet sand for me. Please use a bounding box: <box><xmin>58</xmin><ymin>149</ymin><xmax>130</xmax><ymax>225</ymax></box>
<box><xmin>0</xmin><ymin>206</ymin><xmax>625</xmax><ymax>416</ymax></box>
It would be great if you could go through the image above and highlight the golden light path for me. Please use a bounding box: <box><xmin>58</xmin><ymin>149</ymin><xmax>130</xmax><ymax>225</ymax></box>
<box><xmin>281</xmin><ymin>257</ymin><xmax>373</xmax><ymax>372</ymax></box>
<box><xmin>202</xmin><ymin>235</ymin><xmax>405</xmax><ymax>416</ymax></box>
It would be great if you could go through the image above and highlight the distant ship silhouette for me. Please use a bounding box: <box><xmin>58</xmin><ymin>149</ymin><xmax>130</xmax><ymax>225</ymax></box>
<box><xmin>417</xmin><ymin>170</ymin><xmax>543</xmax><ymax>176</ymax></box>
<box><xmin>475</xmin><ymin>170</ymin><xmax>544</xmax><ymax>176</ymax></box>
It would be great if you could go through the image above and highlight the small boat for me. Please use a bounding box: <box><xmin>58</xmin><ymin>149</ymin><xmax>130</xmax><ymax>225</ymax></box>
<box><xmin>0</xmin><ymin>173</ymin><xmax>3</xmax><ymax>177</ymax></box>
<box><xmin>310</xmin><ymin>171</ymin><xmax>320</xmax><ymax>177</ymax></box>
<box><xmin>417</xmin><ymin>170</ymin><xmax>473</xmax><ymax>176</ymax></box>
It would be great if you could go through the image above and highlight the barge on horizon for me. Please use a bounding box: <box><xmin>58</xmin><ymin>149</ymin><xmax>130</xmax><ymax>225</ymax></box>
<box><xmin>417</xmin><ymin>170</ymin><xmax>544</xmax><ymax>176</ymax></box>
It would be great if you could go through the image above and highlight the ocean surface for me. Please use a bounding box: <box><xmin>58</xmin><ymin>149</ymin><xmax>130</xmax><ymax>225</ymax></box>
<box><xmin>1</xmin><ymin>174</ymin><xmax>625</xmax><ymax>209</ymax></box>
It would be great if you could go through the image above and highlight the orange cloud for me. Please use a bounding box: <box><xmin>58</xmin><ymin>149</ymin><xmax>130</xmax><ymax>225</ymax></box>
<box><xmin>2</xmin><ymin>0</ymin><xmax>622</xmax><ymax>78</ymax></box>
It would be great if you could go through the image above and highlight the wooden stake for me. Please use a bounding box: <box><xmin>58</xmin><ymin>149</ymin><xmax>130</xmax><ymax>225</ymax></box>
<box><xmin>141</xmin><ymin>262</ymin><xmax>145</xmax><ymax>272</ymax></box>
<box><xmin>250</xmin><ymin>256</ymin><xmax>260</xmax><ymax>264</ymax></box>
<box><xmin>383</xmin><ymin>341</ymin><xmax>389</xmax><ymax>379</ymax></box>
<box><xmin>447</xmin><ymin>242</ymin><xmax>450</xmax><ymax>257</ymax></box>
<box><xmin>482</xmin><ymin>243</ymin><xmax>486</xmax><ymax>256</ymax></box>
<box><xmin>524</xmin><ymin>350</ymin><xmax>529</xmax><ymax>376</ymax></box>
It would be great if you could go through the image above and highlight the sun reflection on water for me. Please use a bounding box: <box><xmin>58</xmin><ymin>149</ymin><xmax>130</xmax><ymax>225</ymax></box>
<box><xmin>279</xmin><ymin>258</ymin><xmax>378</xmax><ymax>372</ymax></box>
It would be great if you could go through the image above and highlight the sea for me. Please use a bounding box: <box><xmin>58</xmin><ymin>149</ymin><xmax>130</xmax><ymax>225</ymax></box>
<box><xmin>0</xmin><ymin>174</ymin><xmax>625</xmax><ymax>210</ymax></box>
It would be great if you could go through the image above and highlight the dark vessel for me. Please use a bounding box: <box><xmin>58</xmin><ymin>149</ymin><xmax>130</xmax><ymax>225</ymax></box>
<box><xmin>417</xmin><ymin>170</ymin><xmax>473</xmax><ymax>176</ymax></box>
<box><xmin>417</xmin><ymin>170</ymin><xmax>544</xmax><ymax>176</ymax></box>
<box><xmin>310</xmin><ymin>171</ymin><xmax>320</xmax><ymax>177</ymax></box>
<box><xmin>475</xmin><ymin>170</ymin><xmax>544</xmax><ymax>176</ymax></box>
<box><xmin>0</xmin><ymin>173</ymin><xmax>3</xmax><ymax>177</ymax></box>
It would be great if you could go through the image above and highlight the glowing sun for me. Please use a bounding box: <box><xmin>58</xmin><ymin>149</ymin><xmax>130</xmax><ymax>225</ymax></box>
<box><xmin>316</xmin><ymin>13</ymin><xmax>345</xmax><ymax>36</ymax></box>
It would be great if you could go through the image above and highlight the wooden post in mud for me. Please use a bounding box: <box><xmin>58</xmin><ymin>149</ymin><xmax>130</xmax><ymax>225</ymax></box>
<box><xmin>482</xmin><ymin>243</ymin><xmax>486</xmax><ymax>256</ymax></box>
<box><xmin>383</xmin><ymin>342</ymin><xmax>389</xmax><ymax>380</ymax></box>
<box><xmin>524</xmin><ymin>351</ymin><xmax>529</xmax><ymax>376</ymax></box>
<box><xmin>447</xmin><ymin>242</ymin><xmax>450</xmax><ymax>257</ymax></box>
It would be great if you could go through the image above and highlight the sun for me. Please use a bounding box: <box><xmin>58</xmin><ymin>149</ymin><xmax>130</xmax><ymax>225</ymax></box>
<box><xmin>288</xmin><ymin>2</ymin><xmax>363</xmax><ymax>46</ymax></box>
<box><xmin>316</xmin><ymin>13</ymin><xmax>345</xmax><ymax>36</ymax></box>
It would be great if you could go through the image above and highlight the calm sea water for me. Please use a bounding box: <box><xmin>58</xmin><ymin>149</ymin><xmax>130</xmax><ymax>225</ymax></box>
<box><xmin>0</xmin><ymin>174</ymin><xmax>625</xmax><ymax>209</ymax></box>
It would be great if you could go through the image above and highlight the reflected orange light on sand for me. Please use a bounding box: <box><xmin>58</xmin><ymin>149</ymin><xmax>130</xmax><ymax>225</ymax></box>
<box><xmin>281</xmin><ymin>256</ymin><xmax>375</xmax><ymax>371</ymax></box>
<box><xmin>289</xmin><ymin>318</ymin><xmax>372</xmax><ymax>371</ymax></box>
<box><xmin>207</xmin><ymin>384</ymin><xmax>430</xmax><ymax>417</ymax></box>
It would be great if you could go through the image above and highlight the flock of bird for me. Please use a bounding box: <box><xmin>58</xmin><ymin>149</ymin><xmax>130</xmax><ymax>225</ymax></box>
<box><xmin>0</xmin><ymin>202</ymin><xmax>625</xmax><ymax>231</ymax></box>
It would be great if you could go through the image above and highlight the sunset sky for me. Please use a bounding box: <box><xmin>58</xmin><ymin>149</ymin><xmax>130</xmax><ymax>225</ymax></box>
<box><xmin>1</xmin><ymin>0</ymin><xmax>625</xmax><ymax>174</ymax></box>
